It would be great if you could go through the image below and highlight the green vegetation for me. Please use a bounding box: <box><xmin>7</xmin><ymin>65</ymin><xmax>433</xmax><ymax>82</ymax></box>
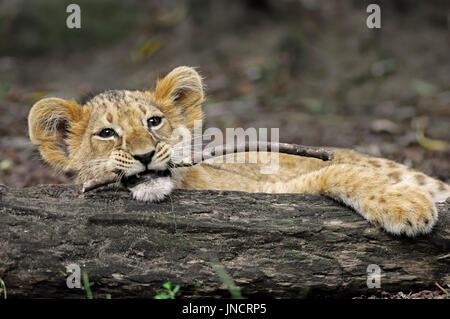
<box><xmin>192</xmin><ymin>281</ymin><xmax>203</xmax><ymax>299</ymax></box>
<box><xmin>83</xmin><ymin>272</ymin><xmax>93</xmax><ymax>299</ymax></box>
<box><xmin>154</xmin><ymin>282</ymin><xmax>180</xmax><ymax>299</ymax></box>
<box><xmin>212</xmin><ymin>263</ymin><xmax>243</xmax><ymax>299</ymax></box>
<box><xmin>82</xmin><ymin>271</ymin><xmax>112</xmax><ymax>299</ymax></box>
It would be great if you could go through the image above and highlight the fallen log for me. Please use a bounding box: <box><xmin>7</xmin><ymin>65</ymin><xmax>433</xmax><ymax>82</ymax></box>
<box><xmin>0</xmin><ymin>184</ymin><xmax>448</xmax><ymax>299</ymax></box>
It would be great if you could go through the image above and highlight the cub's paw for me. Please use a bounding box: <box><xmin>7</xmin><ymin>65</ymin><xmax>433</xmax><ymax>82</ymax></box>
<box><xmin>364</xmin><ymin>185</ymin><xmax>438</xmax><ymax>237</ymax></box>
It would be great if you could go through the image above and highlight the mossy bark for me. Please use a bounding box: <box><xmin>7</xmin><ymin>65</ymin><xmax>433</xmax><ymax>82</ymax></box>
<box><xmin>0</xmin><ymin>184</ymin><xmax>448</xmax><ymax>298</ymax></box>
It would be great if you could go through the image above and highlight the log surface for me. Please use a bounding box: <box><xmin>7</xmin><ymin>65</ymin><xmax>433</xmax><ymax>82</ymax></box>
<box><xmin>0</xmin><ymin>184</ymin><xmax>449</xmax><ymax>299</ymax></box>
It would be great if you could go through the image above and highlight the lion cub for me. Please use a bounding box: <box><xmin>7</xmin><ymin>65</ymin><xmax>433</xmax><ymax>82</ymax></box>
<box><xmin>28</xmin><ymin>66</ymin><xmax>449</xmax><ymax>237</ymax></box>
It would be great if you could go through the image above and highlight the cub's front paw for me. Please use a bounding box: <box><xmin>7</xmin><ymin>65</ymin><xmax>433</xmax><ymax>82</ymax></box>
<box><xmin>364</xmin><ymin>185</ymin><xmax>437</xmax><ymax>237</ymax></box>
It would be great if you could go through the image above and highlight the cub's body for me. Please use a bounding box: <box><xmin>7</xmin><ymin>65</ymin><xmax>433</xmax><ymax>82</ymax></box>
<box><xmin>28</xmin><ymin>67</ymin><xmax>450</xmax><ymax>237</ymax></box>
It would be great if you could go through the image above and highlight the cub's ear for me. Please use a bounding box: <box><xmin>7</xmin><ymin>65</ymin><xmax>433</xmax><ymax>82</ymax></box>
<box><xmin>28</xmin><ymin>97</ymin><xmax>84</xmax><ymax>169</ymax></box>
<box><xmin>153</xmin><ymin>66</ymin><xmax>205</xmax><ymax>128</ymax></box>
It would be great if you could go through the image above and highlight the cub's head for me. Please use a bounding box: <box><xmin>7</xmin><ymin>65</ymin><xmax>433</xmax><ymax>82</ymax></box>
<box><xmin>28</xmin><ymin>66</ymin><xmax>204</xmax><ymax>201</ymax></box>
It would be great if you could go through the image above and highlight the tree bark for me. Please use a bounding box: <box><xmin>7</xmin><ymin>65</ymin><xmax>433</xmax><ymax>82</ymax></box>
<box><xmin>0</xmin><ymin>184</ymin><xmax>448</xmax><ymax>299</ymax></box>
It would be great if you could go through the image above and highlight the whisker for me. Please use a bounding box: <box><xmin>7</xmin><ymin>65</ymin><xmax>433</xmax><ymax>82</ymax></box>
<box><xmin>78</xmin><ymin>162</ymin><xmax>111</xmax><ymax>180</ymax></box>
<box><xmin>77</xmin><ymin>159</ymin><xmax>110</xmax><ymax>168</ymax></box>
<box><xmin>79</xmin><ymin>162</ymin><xmax>110</xmax><ymax>174</ymax></box>
<box><xmin>112</xmin><ymin>171</ymin><xmax>125</xmax><ymax>195</ymax></box>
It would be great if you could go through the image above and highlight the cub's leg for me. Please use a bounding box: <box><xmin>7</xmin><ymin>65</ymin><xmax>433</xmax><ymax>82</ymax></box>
<box><xmin>263</xmin><ymin>164</ymin><xmax>439</xmax><ymax>237</ymax></box>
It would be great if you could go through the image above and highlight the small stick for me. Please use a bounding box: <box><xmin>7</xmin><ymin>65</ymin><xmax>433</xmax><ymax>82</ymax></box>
<box><xmin>82</xmin><ymin>142</ymin><xmax>335</xmax><ymax>193</ymax></box>
<box><xmin>82</xmin><ymin>171</ymin><xmax>118</xmax><ymax>193</ymax></box>
<box><xmin>435</xmin><ymin>282</ymin><xmax>449</xmax><ymax>295</ymax></box>
<box><xmin>173</xmin><ymin>141</ymin><xmax>334</xmax><ymax>167</ymax></box>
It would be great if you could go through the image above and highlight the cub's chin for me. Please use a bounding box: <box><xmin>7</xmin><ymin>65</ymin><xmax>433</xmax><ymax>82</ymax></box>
<box><xmin>122</xmin><ymin>170</ymin><xmax>175</xmax><ymax>202</ymax></box>
<box><xmin>129</xmin><ymin>177</ymin><xmax>175</xmax><ymax>202</ymax></box>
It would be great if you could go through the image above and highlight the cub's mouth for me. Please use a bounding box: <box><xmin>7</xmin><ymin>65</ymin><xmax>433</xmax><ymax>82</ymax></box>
<box><xmin>121</xmin><ymin>169</ymin><xmax>171</xmax><ymax>188</ymax></box>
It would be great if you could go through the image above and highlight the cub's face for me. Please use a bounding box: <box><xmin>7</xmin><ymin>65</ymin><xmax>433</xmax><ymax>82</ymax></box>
<box><xmin>83</xmin><ymin>90</ymin><xmax>176</xmax><ymax>179</ymax></box>
<box><xmin>28</xmin><ymin>66</ymin><xmax>204</xmax><ymax>201</ymax></box>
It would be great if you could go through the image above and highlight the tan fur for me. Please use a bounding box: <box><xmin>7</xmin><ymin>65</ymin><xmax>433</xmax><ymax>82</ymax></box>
<box><xmin>28</xmin><ymin>66</ymin><xmax>450</xmax><ymax>237</ymax></box>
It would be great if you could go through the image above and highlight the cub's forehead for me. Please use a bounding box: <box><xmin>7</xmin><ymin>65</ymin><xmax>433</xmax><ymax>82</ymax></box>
<box><xmin>85</xmin><ymin>90</ymin><xmax>162</xmax><ymax>125</ymax></box>
<box><xmin>85</xmin><ymin>90</ymin><xmax>153</xmax><ymax>111</ymax></box>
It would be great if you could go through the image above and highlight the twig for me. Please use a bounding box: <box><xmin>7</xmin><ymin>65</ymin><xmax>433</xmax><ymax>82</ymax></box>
<box><xmin>82</xmin><ymin>142</ymin><xmax>335</xmax><ymax>193</ymax></box>
<box><xmin>82</xmin><ymin>172</ymin><xmax>118</xmax><ymax>193</ymax></box>
<box><xmin>435</xmin><ymin>282</ymin><xmax>449</xmax><ymax>295</ymax></box>
<box><xmin>173</xmin><ymin>141</ymin><xmax>334</xmax><ymax>167</ymax></box>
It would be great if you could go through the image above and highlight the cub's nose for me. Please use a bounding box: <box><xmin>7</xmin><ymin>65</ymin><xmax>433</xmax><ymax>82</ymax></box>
<box><xmin>133</xmin><ymin>150</ymin><xmax>155</xmax><ymax>166</ymax></box>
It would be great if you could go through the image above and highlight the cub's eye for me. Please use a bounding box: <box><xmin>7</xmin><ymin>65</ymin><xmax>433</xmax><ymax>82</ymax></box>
<box><xmin>97</xmin><ymin>128</ymin><xmax>117</xmax><ymax>138</ymax></box>
<box><xmin>147</xmin><ymin>116</ymin><xmax>162</xmax><ymax>127</ymax></box>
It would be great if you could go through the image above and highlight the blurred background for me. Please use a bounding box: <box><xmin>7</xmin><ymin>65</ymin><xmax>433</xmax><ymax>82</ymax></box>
<box><xmin>0</xmin><ymin>0</ymin><xmax>449</xmax><ymax>187</ymax></box>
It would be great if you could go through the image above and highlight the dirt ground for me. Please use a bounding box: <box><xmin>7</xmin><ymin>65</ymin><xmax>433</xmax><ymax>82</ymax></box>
<box><xmin>0</xmin><ymin>0</ymin><xmax>449</xmax><ymax>298</ymax></box>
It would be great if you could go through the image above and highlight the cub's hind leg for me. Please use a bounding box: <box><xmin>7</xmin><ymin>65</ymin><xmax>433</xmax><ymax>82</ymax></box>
<box><xmin>263</xmin><ymin>163</ymin><xmax>438</xmax><ymax>237</ymax></box>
